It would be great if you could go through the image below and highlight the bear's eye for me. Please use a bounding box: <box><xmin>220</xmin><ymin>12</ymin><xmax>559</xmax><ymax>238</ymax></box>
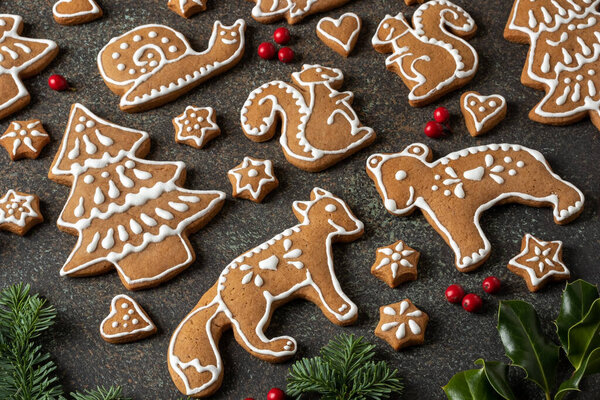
<box><xmin>325</xmin><ymin>204</ymin><xmax>337</xmax><ymax>212</ymax></box>
<box><xmin>395</xmin><ymin>170</ymin><xmax>407</xmax><ymax>181</ymax></box>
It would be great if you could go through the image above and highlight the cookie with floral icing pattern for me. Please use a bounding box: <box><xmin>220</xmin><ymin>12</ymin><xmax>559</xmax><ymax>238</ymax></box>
<box><xmin>228</xmin><ymin>157</ymin><xmax>278</xmax><ymax>203</ymax></box>
<box><xmin>100</xmin><ymin>294</ymin><xmax>156</xmax><ymax>343</ymax></box>
<box><xmin>168</xmin><ymin>0</ymin><xmax>206</xmax><ymax>18</ymax></box>
<box><xmin>0</xmin><ymin>15</ymin><xmax>58</xmax><ymax>120</ymax></box>
<box><xmin>367</xmin><ymin>143</ymin><xmax>584</xmax><ymax>272</ymax></box>
<box><xmin>97</xmin><ymin>19</ymin><xmax>245</xmax><ymax>113</ymax></box>
<box><xmin>460</xmin><ymin>91</ymin><xmax>507</xmax><ymax>136</ymax></box>
<box><xmin>0</xmin><ymin>190</ymin><xmax>43</xmax><ymax>235</ymax></box>
<box><xmin>316</xmin><ymin>13</ymin><xmax>361</xmax><ymax>57</ymax></box>
<box><xmin>371</xmin><ymin>240</ymin><xmax>419</xmax><ymax>287</ymax></box>
<box><xmin>168</xmin><ymin>187</ymin><xmax>363</xmax><ymax>397</ymax></box>
<box><xmin>49</xmin><ymin>104</ymin><xmax>225</xmax><ymax>290</ymax></box>
<box><xmin>53</xmin><ymin>0</ymin><xmax>103</xmax><ymax>25</ymax></box>
<box><xmin>375</xmin><ymin>299</ymin><xmax>428</xmax><ymax>350</ymax></box>
<box><xmin>174</xmin><ymin>106</ymin><xmax>220</xmax><ymax>149</ymax></box>
<box><xmin>248</xmin><ymin>0</ymin><xmax>351</xmax><ymax>25</ymax></box>
<box><xmin>0</xmin><ymin>119</ymin><xmax>50</xmax><ymax>160</ymax></box>
<box><xmin>372</xmin><ymin>0</ymin><xmax>478</xmax><ymax>107</ymax></box>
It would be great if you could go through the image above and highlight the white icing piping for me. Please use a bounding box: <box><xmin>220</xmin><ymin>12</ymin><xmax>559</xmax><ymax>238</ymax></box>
<box><xmin>316</xmin><ymin>12</ymin><xmax>361</xmax><ymax>54</ymax></box>
<box><xmin>53</xmin><ymin>0</ymin><xmax>101</xmax><ymax>19</ymax></box>
<box><xmin>99</xmin><ymin>294</ymin><xmax>155</xmax><ymax>339</ymax></box>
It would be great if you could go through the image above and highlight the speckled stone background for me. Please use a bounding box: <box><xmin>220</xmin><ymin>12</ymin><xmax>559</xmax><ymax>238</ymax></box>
<box><xmin>1</xmin><ymin>0</ymin><xmax>599</xmax><ymax>399</ymax></box>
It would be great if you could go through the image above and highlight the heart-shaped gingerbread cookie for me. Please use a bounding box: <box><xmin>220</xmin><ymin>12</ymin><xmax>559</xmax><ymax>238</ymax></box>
<box><xmin>316</xmin><ymin>12</ymin><xmax>361</xmax><ymax>57</ymax></box>
<box><xmin>53</xmin><ymin>0</ymin><xmax>103</xmax><ymax>25</ymax></box>
<box><xmin>100</xmin><ymin>294</ymin><xmax>156</xmax><ymax>344</ymax></box>
<box><xmin>460</xmin><ymin>91</ymin><xmax>507</xmax><ymax>136</ymax></box>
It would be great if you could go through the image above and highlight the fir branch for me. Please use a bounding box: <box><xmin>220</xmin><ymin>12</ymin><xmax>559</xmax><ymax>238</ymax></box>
<box><xmin>70</xmin><ymin>386</ymin><xmax>131</xmax><ymax>400</ymax></box>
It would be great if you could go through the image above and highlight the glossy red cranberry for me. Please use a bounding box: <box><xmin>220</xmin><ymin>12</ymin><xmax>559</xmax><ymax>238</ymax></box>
<box><xmin>267</xmin><ymin>387</ymin><xmax>285</xmax><ymax>400</ymax></box>
<box><xmin>48</xmin><ymin>74</ymin><xmax>68</xmax><ymax>91</ymax></box>
<box><xmin>433</xmin><ymin>106</ymin><xmax>450</xmax><ymax>123</ymax></box>
<box><xmin>445</xmin><ymin>284</ymin><xmax>465</xmax><ymax>304</ymax></box>
<box><xmin>278</xmin><ymin>47</ymin><xmax>294</xmax><ymax>63</ymax></box>
<box><xmin>462</xmin><ymin>293</ymin><xmax>483</xmax><ymax>313</ymax></box>
<box><xmin>482</xmin><ymin>276</ymin><xmax>502</xmax><ymax>294</ymax></box>
<box><xmin>273</xmin><ymin>27</ymin><xmax>291</xmax><ymax>45</ymax></box>
<box><xmin>424</xmin><ymin>121</ymin><xmax>444</xmax><ymax>138</ymax></box>
<box><xmin>258</xmin><ymin>42</ymin><xmax>276</xmax><ymax>60</ymax></box>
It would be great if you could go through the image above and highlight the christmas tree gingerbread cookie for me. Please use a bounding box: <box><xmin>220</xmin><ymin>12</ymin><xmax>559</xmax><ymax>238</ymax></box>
<box><xmin>367</xmin><ymin>143</ymin><xmax>584</xmax><ymax>272</ymax></box>
<box><xmin>52</xmin><ymin>0</ymin><xmax>103</xmax><ymax>25</ymax></box>
<box><xmin>0</xmin><ymin>190</ymin><xmax>43</xmax><ymax>235</ymax></box>
<box><xmin>100</xmin><ymin>294</ymin><xmax>157</xmax><ymax>343</ymax></box>
<box><xmin>0</xmin><ymin>119</ymin><xmax>50</xmax><ymax>160</ymax></box>
<box><xmin>48</xmin><ymin>103</ymin><xmax>226</xmax><ymax>290</ymax></box>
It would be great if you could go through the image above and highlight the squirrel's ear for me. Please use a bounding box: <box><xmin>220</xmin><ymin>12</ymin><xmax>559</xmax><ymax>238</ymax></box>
<box><xmin>311</xmin><ymin>187</ymin><xmax>331</xmax><ymax>200</ymax></box>
<box><xmin>293</xmin><ymin>200</ymin><xmax>310</xmax><ymax>220</ymax></box>
<box><xmin>402</xmin><ymin>143</ymin><xmax>432</xmax><ymax>162</ymax></box>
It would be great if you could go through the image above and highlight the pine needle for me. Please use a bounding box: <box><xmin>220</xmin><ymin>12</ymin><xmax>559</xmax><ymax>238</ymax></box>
<box><xmin>71</xmin><ymin>386</ymin><xmax>131</xmax><ymax>400</ymax></box>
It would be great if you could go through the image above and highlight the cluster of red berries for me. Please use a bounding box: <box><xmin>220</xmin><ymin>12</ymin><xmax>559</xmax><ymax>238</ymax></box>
<box><xmin>258</xmin><ymin>27</ymin><xmax>294</xmax><ymax>63</ymax></box>
<box><xmin>445</xmin><ymin>276</ymin><xmax>501</xmax><ymax>313</ymax></box>
<box><xmin>245</xmin><ymin>387</ymin><xmax>285</xmax><ymax>400</ymax></box>
<box><xmin>424</xmin><ymin>106</ymin><xmax>451</xmax><ymax>138</ymax></box>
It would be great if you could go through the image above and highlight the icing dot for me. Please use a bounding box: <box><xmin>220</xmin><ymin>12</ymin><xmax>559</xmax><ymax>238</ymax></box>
<box><xmin>0</xmin><ymin>20</ymin><xmax>5</xmax><ymax>27</ymax></box>
<box><xmin>197</xmin><ymin>117</ymin><xmax>204</xmax><ymax>122</ymax></box>
<box><xmin>125</xmin><ymin>160</ymin><xmax>135</xmax><ymax>168</ymax></box>
<box><xmin>508</xmin><ymin>169</ymin><xmax>517</xmax><ymax>176</ymax></box>
<box><xmin>412</xmin><ymin>147</ymin><xmax>420</xmax><ymax>153</ymax></box>
<box><xmin>470</xmin><ymin>100</ymin><xmax>476</xmax><ymax>106</ymax></box>
<box><xmin>589</xmin><ymin>69</ymin><xmax>595</xmax><ymax>75</ymax></box>
<box><xmin>489</xmin><ymin>101</ymin><xmax>497</xmax><ymax>107</ymax></box>
<box><xmin>101</xmin><ymin>171</ymin><xmax>109</xmax><ymax>178</ymax></box>
<box><xmin>516</xmin><ymin>161</ymin><xmax>525</xmax><ymax>168</ymax></box>
<box><xmin>232</xmin><ymin>32</ymin><xmax>237</xmax><ymax>37</ymax></box>
<box><xmin>132</xmin><ymin>319</ymin><xmax>139</xmax><ymax>325</ymax></box>
<box><xmin>434</xmin><ymin>174</ymin><xmax>441</xmax><ymax>180</ymax></box>
<box><xmin>444</xmin><ymin>190</ymin><xmax>451</xmax><ymax>196</ymax></box>
<box><xmin>161</xmin><ymin>37</ymin><xmax>169</xmax><ymax>43</ymax></box>
<box><xmin>169</xmin><ymin>45</ymin><xmax>178</xmax><ymax>53</ymax></box>
<box><xmin>395</xmin><ymin>170</ymin><xmax>407</xmax><ymax>180</ymax></box>
<box><xmin>193</xmin><ymin>124</ymin><xmax>200</xmax><ymax>129</ymax></box>
<box><xmin>504</xmin><ymin>157</ymin><xmax>512</xmax><ymax>163</ymax></box>
<box><xmin>121</xmin><ymin>303</ymin><xmax>129</xmax><ymax>309</ymax></box>
<box><xmin>75</xmin><ymin>124</ymin><xmax>85</xmax><ymax>133</ymax></box>
<box><xmin>568</xmin><ymin>24</ymin><xmax>575</xmax><ymax>30</ymax></box>
<box><xmin>248</xmin><ymin>169</ymin><xmax>258</xmax><ymax>177</ymax></box>
<box><xmin>133</xmin><ymin>35</ymin><xmax>142</xmax><ymax>42</ymax></box>
<box><xmin>79</xmin><ymin>116</ymin><xmax>86</xmax><ymax>122</ymax></box>
<box><xmin>383</xmin><ymin>23</ymin><xmax>390</xmax><ymax>29</ymax></box>
<box><xmin>120</xmin><ymin>42</ymin><xmax>129</xmax><ymax>50</ymax></box>
<box><xmin>564</xmin><ymin>78</ymin><xmax>571</xmax><ymax>84</ymax></box>
<box><xmin>478</xmin><ymin>106</ymin><xmax>486</xmax><ymax>112</ymax></box>
<box><xmin>316</xmin><ymin>68</ymin><xmax>323</xmax><ymax>72</ymax></box>
<box><xmin>128</xmin><ymin>309</ymin><xmax>134</xmax><ymax>315</ymax></box>
<box><xmin>184</xmin><ymin>120</ymin><xmax>190</xmax><ymax>125</ymax></box>
<box><xmin>149</xmin><ymin>61</ymin><xmax>158</xmax><ymax>67</ymax></box>
<box><xmin>325</xmin><ymin>204</ymin><xmax>337</xmax><ymax>212</ymax></box>
<box><xmin>112</xmin><ymin>52</ymin><xmax>120</xmax><ymax>59</ymax></box>
<box><xmin>123</xmin><ymin>315</ymin><xmax>130</xmax><ymax>321</ymax></box>
<box><xmin>190</xmin><ymin>113</ymin><xmax>197</xmax><ymax>118</ymax></box>
<box><xmin>186</xmin><ymin>127</ymin><xmax>192</xmax><ymax>132</ymax></box>
<box><xmin>149</xmin><ymin>31</ymin><xmax>157</xmax><ymax>38</ymax></box>
<box><xmin>84</xmin><ymin>175</ymin><xmax>94</xmax><ymax>184</ymax></box>
<box><xmin>431</xmin><ymin>185</ymin><xmax>439</xmax><ymax>191</ymax></box>
<box><xmin>117</xmin><ymin>64</ymin><xmax>125</xmax><ymax>71</ymax></box>
<box><xmin>576</xmin><ymin>75</ymin><xmax>583</xmax><ymax>81</ymax></box>
<box><xmin>112</xmin><ymin>322</ymin><xmax>118</xmax><ymax>328</ymax></box>
<box><xmin>123</xmin><ymin>323</ymin><xmax>128</xmax><ymax>328</ymax></box>
<box><xmin>147</xmin><ymin>53</ymin><xmax>154</xmax><ymax>59</ymax></box>
<box><xmin>86</xmin><ymin>120</ymin><xmax>95</xmax><ymax>128</ymax></box>
<box><xmin>220</xmin><ymin>31</ymin><xmax>226</xmax><ymax>36</ymax></box>
<box><xmin>129</xmin><ymin>69</ymin><xmax>136</xmax><ymax>75</ymax></box>
<box><xmin>141</xmin><ymin>68</ymin><xmax>147</xmax><ymax>73</ymax></box>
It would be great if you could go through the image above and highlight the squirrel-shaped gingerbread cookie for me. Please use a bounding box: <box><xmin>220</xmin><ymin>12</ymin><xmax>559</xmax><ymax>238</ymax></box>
<box><xmin>168</xmin><ymin>188</ymin><xmax>362</xmax><ymax>397</ymax></box>
<box><xmin>367</xmin><ymin>143</ymin><xmax>584</xmax><ymax>272</ymax></box>
<box><xmin>241</xmin><ymin>64</ymin><xmax>375</xmax><ymax>172</ymax></box>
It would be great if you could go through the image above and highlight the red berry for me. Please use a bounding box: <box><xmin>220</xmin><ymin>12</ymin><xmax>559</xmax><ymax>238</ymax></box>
<box><xmin>424</xmin><ymin>121</ymin><xmax>444</xmax><ymax>138</ymax></box>
<box><xmin>243</xmin><ymin>398</ymin><xmax>255</xmax><ymax>400</ymax></box>
<box><xmin>445</xmin><ymin>284</ymin><xmax>465</xmax><ymax>304</ymax></box>
<box><xmin>48</xmin><ymin>74</ymin><xmax>68</xmax><ymax>91</ymax></box>
<box><xmin>462</xmin><ymin>293</ymin><xmax>483</xmax><ymax>313</ymax></box>
<box><xmin>482</xmin><ymin>276</ymin><xmax>501</xmax><ymax>294</ymax></box>
<box><xmin>267</xmin><ymin>388</ymin><xmax>285</xmax><ymax>400</ymax></box>
<box><xmin>273</xmin><ymin>27</ymin><xmax>291</xmax><ymax>45</ymax></box>
<box><xmin>258</xmin><ymin>42</ymin><xmax>276</xmax><ymax>60</ymax></box>
<box><xmin>278</xmin><ymin>47</ymin><xmax>294</xmax><ymax>63</ymax></box>
<box><xmin>433</xmin><ymin>106</ymin><xmax>450</xmax><ymax>123</ymax></box>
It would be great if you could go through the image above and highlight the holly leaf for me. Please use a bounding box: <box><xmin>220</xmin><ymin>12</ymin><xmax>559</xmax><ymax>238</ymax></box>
<box><xmin>555</xmin><ymin>347</ymin><xmax>600</xmax><ymax>400</ymax></box>
<box><xmin>555</xmin><ymin>280</ymin><xmax>599</xmax><ymax>349</ymax></box>
<box><xmin>474</xmin><ymin>359</ymin><xmax>516</xmax><ymax>400</ymax></box>
<box><xmin>565</xmin><ymin>298</ymin><xmax>600</xmax><ymax>369</ymax></box>
<box><xmin>497</xmin><ymin>300</ymin><xmax>559</xmax><ymax>397</ymax></box>
<box><xmin>442</xmin><ymin>368</ymin><xmax>504</xmax><ymax>400</ymax></box>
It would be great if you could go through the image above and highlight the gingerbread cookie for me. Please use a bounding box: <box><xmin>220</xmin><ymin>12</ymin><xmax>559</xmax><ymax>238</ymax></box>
<box><xmin>174</xmin><ymin>106</ymin><xmax>220</xmax><ymax>149</ymax></box>
<box><xmin>0</xmin><ymin>190</ymin><xmax>43</xmax><ymax>235</ymax></box>
<box><xmin>508</xmin><ymin>234</ymin><xmax>570</xmax><ymax>292</ymax></box>
<box><xmin>405</xmin><ymin>0</ymin><xmax>427</xmax><ymax>5</ymax></box>
<box><xmin>97</xmin><ymin>19</ymin><xmax>246</xmax><ymax>113</ymax></box>
<box><xmin>168</xmin><ymin>187</ymin><xmax>363</xmax><ymax>397</ymax></box>
<box><xmin>460</xmin><ymin>92</ymin><xmax>507</xmax><ymax>137</ymax></box>
<box><xmin>0</xmin><ymin>120</ymin><xmax>50</xmax><ymax>160</ymax></box>
<box><xmin>0</xmin><ymin>15</ymin><xmax>59</xmax><ymax>120</ymax></box>
<box><xmin>375</xmin><ymin>299</ymin><xmax>428</xmax><ymax>351</ymax></box>
<box><xmin>228</xmin><ymin>157</ymin><xmax>278</xmax><ymax>203</ymax></box>
<box><xmin>168</xmin><ymin>0</ymin><xmax>206</xmax><ymax>18</ymax></box>
<box><xmin>316</xmin><ymin>13</ymin><xmax>361</xmax><ymax>57</ymax></box>
<box><xmin>53</xmin><ymin>0</ymin><xmax>103</xmax><ymax>25</ymax></box>
<box><xmin>371</xmin><ymin>240</ymin><xmax>419</xmax><ymax>288</ymax></box>
<box><xmin>241</xmin><ymin>64</ymin><xmax>375</xmax><ymax>172</ymax></box>
<box><xmin>372</xmin><ymin>1</ymin><xmax>478</xmax><ymax>107</ymax></box>
<box><xmin>248</xmin><ymin>0</ymin><xmax>350</xmax><ymax>25</ymax></box>
<box><xmin>100</xmin><ymin>294</ymin><xmax>156</xmax><ymax>344</ymax></box>
<box><xmin>367</xmin><ymin>143</ymin><xmax>584</xmax><ymax>272</ymax></box>
<box><xmin>48</xmin><ymin>104</ymin><xmax>226</xmax><ymax>290</ymax></box>
<box><xmin>505</xmin><ymin>0</ymin><xmax>600</xmax><ymax>130</ymax></box>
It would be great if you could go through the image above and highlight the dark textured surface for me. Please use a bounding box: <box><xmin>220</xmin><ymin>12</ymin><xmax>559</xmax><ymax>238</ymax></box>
<box><xmin>1</xmin><ymin>0</ymin><xmax>599</xmax><ymax>399</ymax></box>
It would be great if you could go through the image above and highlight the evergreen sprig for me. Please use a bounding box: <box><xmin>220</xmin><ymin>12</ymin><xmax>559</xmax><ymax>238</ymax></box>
<box><xmin>70</xmin><ymin>386</ymin><xmax>131</xmax><ymax>400</ymax></box>
<box><xmin>287</xmin><ymin>334</ymin><xmax>404</xmax><ymax>400</ymax></box>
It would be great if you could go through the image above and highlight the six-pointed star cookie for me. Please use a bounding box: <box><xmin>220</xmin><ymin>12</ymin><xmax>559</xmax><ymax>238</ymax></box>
<box><xmin>371</xmin><ymin>240</ymin><xmax>420</xmax><ymax>287</ymax></box>
<box><xmin>508</xmin><ymin>234</ymin><xmax>570</xmax><ymax>292</ymax></box>
<box><xmin>0</xmin><ymin>190</ymin><xmax>43</xmax><ymax>235</ymax></box>
<box><xmin>375</xmin><ymin>299</ymin><xmax>428</xmax><ymax>350</ymax></box>
<box><xmin>228</xmin><ymin>157</ymin><xmax>278</xmax><ymax>203</ymax></box>
<box><xmin>173</xmin><ymin>106</ymin><xmax>220</xmax><ymax>149</ymax></box>
<box><xmin>0</xmin><ymin>119</ymin><xmax>50</xmax><ymax>160</ymax></box>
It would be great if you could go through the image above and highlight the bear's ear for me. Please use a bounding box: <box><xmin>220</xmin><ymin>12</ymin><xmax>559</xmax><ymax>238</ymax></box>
<box><xmin>402</xmin><ymin>143</ymin><xmax>432</xmax><ymax>162</ymax></box>
<box><xmin>311</xmin><ymin>187</ymin><xmax>332</xmax><ymax>200</ymax></box>
<box><xmin>292</xmin><ymin>200</ymin><xmax>311</xmax><ymax>221</ymax></box>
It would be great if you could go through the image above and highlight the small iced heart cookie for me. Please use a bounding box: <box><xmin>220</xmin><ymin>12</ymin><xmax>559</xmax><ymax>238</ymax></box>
<box><xmin>100</xmin><ymin>294</ymin><xmax>156</xmax><ymax>344</ymax></box>
<box><xmin>316</xmin><ymin>13</ymin><xmax>361</xmax><ymax>57</ymax></box>
<box><xmin>53</xmin><ymin>0</ymin><xmax>103</xmax><ymax>25</ymax></box>
<box><xmin>460</xmin><ymin>91</ymin><xmax>507</xmax><ymax>136</ymax></box>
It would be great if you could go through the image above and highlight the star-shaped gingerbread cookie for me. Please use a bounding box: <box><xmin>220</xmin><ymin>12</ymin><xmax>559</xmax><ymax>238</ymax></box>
<box><xmin>100</xmin><ymin>294</ymin><xmax>157</xmax><ymax>344</ymax></box>
<box><xmin>371</xmin><ymin>240</ymin><xmax>420</xmax><ymax>287</ymax></box>
<box><xmin>0</xmin><ymin>190</ymin><xmax>43</xmax><ymax>235</ymax></box>
<box><xmin>227</xmin><ymin>157</ymin><xmax>278</xmax><ymax>203</ymax></box>
<box><xmin>507</xmin><ymin>234</ymin><xmax>570</xmax><ymax>292</ymax></box>
<box><xmin>375</xmin><ymin>299</ymin><xmax>428</xmax><ymax>350</ymax></box>
<box><xmin>173</xmin><ymin>106</ymin><xmax>220</xmax><ymax>149</ymax></box>
<box><xmin>0</xmin><ymin>120</ymin><xmax>50</xmax><ymax>160</ymax></box>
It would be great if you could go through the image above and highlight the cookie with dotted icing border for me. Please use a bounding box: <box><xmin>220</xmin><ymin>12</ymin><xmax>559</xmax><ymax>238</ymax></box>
<box><xmin>316</xmin><ymin>13</ymin><xmax>361</xmax><ymax>58</ymax></box>
<box><xmin>375</xmin><ymin>299</ymin><xmax>428</xmax><ymax>350</ymax></box>
<box><xmin>504</xmin><ymin>0</ymin><xmax>600</xmax><ymax>130</ymax></box>
<box><xmin>248</xmin><ymin>0</ymin><xmax>351</xmax><ymax>25</ymax></box>
<box><xmin>0</xmin><ymin>119</ymin><xmax>50</xmax><ymax>160</ymax></box>
<box><xmin>460</xmin><ymin>91</ymin><xmax>507</xmax><ymax>136</ymax></box>
<box><xmin>228</xmin><ymin>157</ymin><xmax>278</xmax><ymax>203</ymax></box>
<box><xmin>53</xmin><ymin>0</ymin><xmax>103</xmax><ymax>25</ymax></box>
<box><xmin>405</xmin><ymin>0</ymin><xmax>427</xmax><ymax>5</ymax></box>
<box><xmin>0</xmin><ymin>190</ymin><xmax>43</xmax><ymax>235</ymax></box>
<box><xmin>174</xmin><ymin>106</ymin><xmax>220</xmax><ymax>149</ymax></box>
<box><xmin>241</xmin><ymin>64</ymin><xmax>375</xmax><ymax>172</ymax></box>
<box><xmin>507</xmin><ymin>233</ymin><xmax>570</xmax><ymax>292</ymax></box>
<box><xmin>371</xmin><ymin>240</ymin><xmax>419</xmax><ymax>288</ymax></box>
<box><xmin>168</xmin><ymin>0</ymin><xmax>206</xmax><ymax>18</ymax></box>
<box><xmin>168</xmin><ymin>187</ymin><xmax>363</xmax><ymax>397</ymax></box>
<box><xmin>372</xmin><ymin>0</ymin><xmax>478</xmax><ymax>107</ymax></box>
<box><xmin>97</xmin><ymin>19</ymin><xmax>246</xmax><ymax>113</ymax></box>
<box><xmin>367</xmin><ymin>143</ymin><xmax>584</xmax><ymax>272</ymax></box>
<box><xmin>100</xmin><ymin>294</ymin><xmax>156</xmax><ymax>343</ymax></box>
<box><xmin>48</xmin><ymin>103</ymin><xmax>226</xmax><ymax>290</ymax></box>
<box><xmin>0</xmin><ymin>15</ymin><xmax>58</xmax><ymax>121</ymax></box>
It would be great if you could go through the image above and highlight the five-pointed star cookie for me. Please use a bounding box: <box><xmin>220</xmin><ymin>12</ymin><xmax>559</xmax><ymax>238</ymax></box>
<box><xmin>371</xmin><ymin>240</ymin><xmax>420</xmax><ymax>287</ymax></box>
<box><xmin>375</xmin><ymin>299</ymin><xmax>428</xmax><ymax>350</ymax></box>
<box><xmin>508</xmin><ymin>233</ymin><xmax>570</xmax><ymax>292</ymax></box>
<box><xmin>0</xmin><ymin>119</ymin><xmax>50</xmax><ymax>160</ymax></box>
<box><xmin>228</xmin><ymin>157</ymin><xmax>279</xmax><ymax>203</ymax></box>
<box><xmin>0</xmin><ymin>190</ymin><xmax>43</xmax><ymax>235</ymax></box>
<box><xmin>173</xmin><ymin>106</ymin><xmax>220</xmax><ymax>149</ymax></box>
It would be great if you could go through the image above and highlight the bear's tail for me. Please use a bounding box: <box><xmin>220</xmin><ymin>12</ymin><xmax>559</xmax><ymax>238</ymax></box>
<box><xmin>168</xmin><ymin>287</ymin><xmax>230</xmax><ymax>398</ymax></box>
